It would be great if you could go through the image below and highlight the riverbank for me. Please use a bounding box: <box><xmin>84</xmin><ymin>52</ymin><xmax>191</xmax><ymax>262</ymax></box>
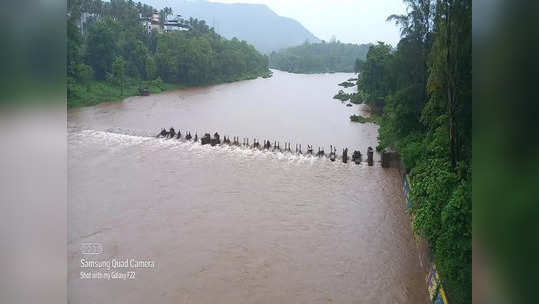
<box><xmin>67</xmin><ymin>79</ymin><xmax>180</xmax><ymax>108</ymax></box>
<box><xmin>350</xmin><ymin>114</ymin><xmax>380</xmax><ymax>124</ymax></box>
<box><xmin>67</xmin><ymin>71</ymin><xmax>272</xmax><ymax>108</ymax></box>
<box><xmin>401</xmin><ymin>170</ymin><xmax>449</xmax><ymax>304</ymax></box>
<box><xmin>333</xmin><ymin>90</ymin><xmax>365</xmax><ymax>104</ymax></box>
<box><xmin>348</xmin><ymin>102</ymin><xmax>382</xmax><ymax>124</ymax></box>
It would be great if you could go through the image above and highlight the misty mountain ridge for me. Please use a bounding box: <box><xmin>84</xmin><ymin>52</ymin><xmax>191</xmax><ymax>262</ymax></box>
<box><xmin>145</xmin><ymin>0</ymin><xmax>320</xmax><ymax>53</ymax></box>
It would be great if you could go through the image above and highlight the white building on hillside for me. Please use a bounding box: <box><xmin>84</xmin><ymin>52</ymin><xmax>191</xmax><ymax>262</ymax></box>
<box><xmin>164</xmin><ymin>15</ymin><xmax>189</xmax><ymax>32</ymax></box>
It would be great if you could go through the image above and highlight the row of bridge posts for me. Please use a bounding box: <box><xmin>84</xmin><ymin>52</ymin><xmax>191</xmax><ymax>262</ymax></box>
<box><xmin>158</xmin><ymin>128</ymin><xmax>376</xmax><ymax>166</ymax></box>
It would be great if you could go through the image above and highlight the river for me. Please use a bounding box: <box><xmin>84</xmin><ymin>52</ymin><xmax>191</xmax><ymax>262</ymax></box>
<box><xmin>68</xmin><ymin>70</ymin><xmax>428</xmax><ymax>303</ymax></box>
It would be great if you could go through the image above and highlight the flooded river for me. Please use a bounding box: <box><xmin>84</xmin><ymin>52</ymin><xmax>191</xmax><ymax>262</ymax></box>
<box><xmin>68</xmin><ymin>70</ymin><xmax>428</xmax><ymax>303</ymax></box>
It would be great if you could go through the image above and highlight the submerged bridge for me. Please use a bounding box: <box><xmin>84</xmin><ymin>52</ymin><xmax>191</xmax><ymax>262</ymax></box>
<box><xmin>157</xmin><ymin>127</ymin><xmax>399</xmax><ymax>167</ymax></box>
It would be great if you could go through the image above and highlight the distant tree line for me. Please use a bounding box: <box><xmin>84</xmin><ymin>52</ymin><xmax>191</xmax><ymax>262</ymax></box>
<box><xmin>67</xmin><ymin>0</ymin><xmax>269</xmax><ymax>107</ymax></box>
<box><xmin>356</xmin><ymin>1</ymin><xmax>471</xmax><ymax>303</ymax></box>
<box><xmin>268</xmin><ymin>41</ymin><xmax>371</xmax><ymax>73</ymax></box>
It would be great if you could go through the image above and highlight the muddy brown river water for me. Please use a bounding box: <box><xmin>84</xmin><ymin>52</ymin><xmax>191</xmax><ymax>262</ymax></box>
<box><xmin>68</xmin><ymin>70</ymin><xmax>428</xmax><ymax>303</ymax></box>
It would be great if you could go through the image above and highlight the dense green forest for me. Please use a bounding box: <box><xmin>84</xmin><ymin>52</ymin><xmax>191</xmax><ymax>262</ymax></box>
<box><xmin>67</xmin><ymin>0</ymin><xmax>269</xmax><ymax>107</ymax></box>
<box><xmin>357</xmin><ymin>0</ymin><xmax>471</xmax><ymax>303</ymax></box>
<box><xmin>268</xmin><ymin>41</ymin><xmax>370</xmax><ymax>73</ymax></box>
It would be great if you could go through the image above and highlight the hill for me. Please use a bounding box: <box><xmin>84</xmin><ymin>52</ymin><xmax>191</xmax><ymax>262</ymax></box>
<box><xmin>145</xmin><ymin>0</ymin><xmax>320</xmax><ymax>53</ymax></box>
<box><xmin>269</xmin><ymin>41</ymin><xmax>371</xmax><ymax>73</ymax></box>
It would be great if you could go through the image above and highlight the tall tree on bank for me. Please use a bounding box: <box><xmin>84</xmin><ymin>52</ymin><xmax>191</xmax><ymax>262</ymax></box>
<box><xmin>85</xmin><ymin>18</ymin><xmax>120</xmax><ymax>80</ymax></box>
<box><xmin>426</xmin><ymin>0</ymin><xmax>472</xmax><ymax>169</ymax></box>
<box><xmin>359</xmin><ymin>1</ymin><xmax>472</xmax><ymax>303</ymax></box>
<box><xmin>357</xmin><ymin>42</ymin><xmax>392</xmax><ymax>108</ymax></box>
<box><xmin>108</xmin><ymin>56</ymin><xmax>127</xmax><ymax>95</ymax></box>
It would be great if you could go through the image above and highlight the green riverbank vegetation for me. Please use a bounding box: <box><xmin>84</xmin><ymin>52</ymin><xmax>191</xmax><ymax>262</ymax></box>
<box><xmin>338</xmin><ymin>81</ymin><xmax>356</xmax><ymax>88</ymax></box>
<box><xmin>67</xmin><ymin>0</ymin><xmax>270</xmax><ymax>108</ymax></box>
<box><xmin>356</xmin><ymin>1</ymin><xmax>471</xmax><ymax>303</ymax></box>
<box><xmin>333</xmin><ymin>90</ymin><xmax>365</xmax><ymax>105</ymax></box>
<box><xmin>269</xmin><ymin>40</ymin><xmax>370</xmax><ymax>73</ymax></box>
<box><xmin>349</xmin><ymin>114</ymin><xmax>380</xmax><ymax>124</ymax></box>
<box><xmin>333</xmin><ymin>90</ymin><xmax>350</xmax><ymax>101</ymax></box>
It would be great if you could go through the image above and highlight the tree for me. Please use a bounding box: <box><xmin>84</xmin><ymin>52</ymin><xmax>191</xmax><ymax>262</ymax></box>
<box><xmin>67</xmin><ymin>16</ymin><xmax>82</xmax><ymax>69</ymax></box>
<box><xmin>70</xmin><ymin>63</ymin><xmax>94</xmax><ymax>90</ymax></box>
<box><xmin>370</xmin><ymin>1</ymin><xmax>471</xmax><ymax>303</ymax></box>
<box><xmin>358</xmin><ymin>42</ymin><xmax>392</xmax><ymax>106</ymax></box>
<box><xmin>145</xmin><ymin>55</ymin><xmax>156</xmax><ymax>80</ymax></box>
<box><xmin>354</xmin><ymin>58</ymin><xmax>363</xmax><ymax>74</ymax></box>
<box><xmin>108</xmin><ymin>56</ymin><xmax>126</xmax><ymax>95</ymax></box>
<box><xmin>426</xmin><ymin>0</ymin><xmax>472</xmax><ymax>169</ymax></box>
<box><xmin>159</xmin><ymin>7</ymin><xmax>172</xmax><ymax>27</ymax></box>
<box><xmin>86</xmin><ymin>18</ymin><xmax>119</xmax><ymax>80</ymax></box>
<box><xmin>118</xmin><ymin>34</ymin><xmax>149</xmax><ymax>79</ymax></box>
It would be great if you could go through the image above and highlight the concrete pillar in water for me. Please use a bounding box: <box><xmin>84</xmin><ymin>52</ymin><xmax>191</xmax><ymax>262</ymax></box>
<box><xmin>367</xmin><ymin>147</ymin><xmax>374</xmax><ymax>166</ymax></box>
<box><xmin>381</xmin><ymin>149</ymin><xmax>400</xmax><ymax>168</ymax></box>
<box><xmin>381</xmin><ymin>150</ymin><xmax>388</xmax><ymax>168</ymax></box>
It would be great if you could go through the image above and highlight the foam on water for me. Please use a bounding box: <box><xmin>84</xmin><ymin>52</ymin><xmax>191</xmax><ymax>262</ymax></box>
<box><xmin>70</xmin><ymin>129</ymin><xmax>377</xmax><ymax>168</ymax></box>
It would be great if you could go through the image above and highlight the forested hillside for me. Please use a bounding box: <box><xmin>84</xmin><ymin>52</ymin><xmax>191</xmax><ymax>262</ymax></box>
<box><xmin>269</xmin><ymin>41</ymin><xmax>370</xmax><ymax>74</ymax></box>
<box><xmin>67</xmin><ymin>0</ymin><xmax>269</xmax><ymax>108</ymax></box>
<box><xmin>357</xmin><ymin>1</ymin><xmax>472</xmax><ymax>303</ymax></box>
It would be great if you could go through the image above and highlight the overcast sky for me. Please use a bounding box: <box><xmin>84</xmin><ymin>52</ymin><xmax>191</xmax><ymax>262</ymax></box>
<box><xmin>209</xmin><ymin>0</ymin><xmax>407</xmax><ymax>46</ymax></box>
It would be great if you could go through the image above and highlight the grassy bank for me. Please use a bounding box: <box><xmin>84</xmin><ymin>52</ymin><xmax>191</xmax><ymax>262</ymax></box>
<box><xmin>68</xmin><ymin>72</ymin><xmax>271</xmax><ymax>108</ymax></box>
<box><xmin>67</xmin><ymin>79</ymin><xmax>179</xmax><ymax>108</ymax></box>
<box><xmin>349</xmin><ymin>114</ymin><xmax>380</xmax><ymax>124</ymax></box>
<box><xmin>349</xmin><ymin>102</ymin><xmax>382</xmax><ymax>124</ymax></box>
